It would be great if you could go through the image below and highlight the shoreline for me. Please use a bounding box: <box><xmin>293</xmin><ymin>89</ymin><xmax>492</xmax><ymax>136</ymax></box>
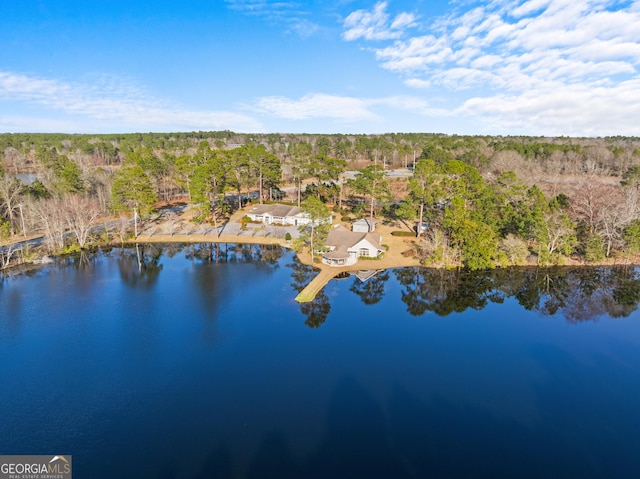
<box><xmin>134</xmin><ymin>230</ymin><xmax>423</xmax><ymax>302</ymax></box>
<box><xmin>4</xmin><ymin>204</ymin><xmax>639</xmax><ymax>301</ymax></box>
<box><xmin>4</xmin><ymin>232</ymin><xmax>638</xmax><ymax>302</ymax></box>
<box><xmin>133</xmin><ymin>231</ymin><xmax>640</xmax><ymax>303</ymax></box>
<box><xmin>133</xmin><ymin>205</ymin><xmax>427</xmax><ymax>302</ymax></box>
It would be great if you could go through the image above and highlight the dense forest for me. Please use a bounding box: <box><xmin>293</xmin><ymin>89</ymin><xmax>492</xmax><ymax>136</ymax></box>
<box><xmin>1</xmin><ymin>131</ymin><xmax>640</xmax><ymax>269</ymax></box>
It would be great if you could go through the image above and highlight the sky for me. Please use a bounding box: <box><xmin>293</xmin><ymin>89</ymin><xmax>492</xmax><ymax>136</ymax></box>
<box><xmin>0</xmin><ymin>0</ymin><xmax>639</xmax><ymax>136</ymax></box>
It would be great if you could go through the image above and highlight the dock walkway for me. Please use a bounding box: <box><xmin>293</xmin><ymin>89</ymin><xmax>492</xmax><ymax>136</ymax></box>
<box><xmin>135</xmin><ymin>205</ymin><xmax>422</xmax><ymax>302</ymax></box>
<box><xmin>295</xmin><ymin>268</ymin><xmax>340</xmax><ymax>303</ymax></box>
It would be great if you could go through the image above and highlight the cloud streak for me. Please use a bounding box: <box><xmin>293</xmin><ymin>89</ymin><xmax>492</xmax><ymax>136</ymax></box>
<box><xmin>253</xmin><ymin>93</ymin><xmax>380</xmax><ymax>121</ymax></box>
<box><xmin>0</xmin><ymin>71</ymin><xmax>263</xmax><ymax>133</ymax></box>
<box><xmin>224</xmin><ymin>0</ymin><xmax>320</xmax><ymax>38</ymax></box>
<box><xmin>343</xmin><ymin>0</ymin><xmax>640</xmax><ymax>135</ymax></box>
<box><xmin>252</xmin><ymin>92</ymin><xmax>446</xmax><ymax>122</ymax></box>
<box><xmin>342</xmin><ymin>1</ymin><xmax>418</xmax><ymax>41</ymax></box>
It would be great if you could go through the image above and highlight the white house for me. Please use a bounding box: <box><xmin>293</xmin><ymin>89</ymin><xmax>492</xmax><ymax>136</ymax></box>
<box><xmin>322</xmin><ymin>225</ymin><xmax>384</xmax><ymax>267</ymax></box>
<box><xmin>352</xmin><ymin>218</ymin><xmax>377</xmax><ymax>233</ymax></box>
<box><xmin>246</xmin><ymin>203</ymin><xmax>331</xmax><ymax>226</ymax></box>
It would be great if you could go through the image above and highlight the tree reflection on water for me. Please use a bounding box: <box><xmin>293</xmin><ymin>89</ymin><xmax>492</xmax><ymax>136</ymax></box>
<box><xmin>286</xmin><ymin>255</ymin><xmax>640</xmax><ymax>328</ymax></box>
<box><xmin>349</xmin><ymin>270</ymin><xmax>390</xmax><ymax>306</ymax></box>
<box><xmin>117</xmin><ymin>244</ymin><xmax>163</xmax><ymax>290</ymax></box>
<box><xmin>288</xmin><ymin>255</ymin><xmax>331</xmax><ymax>328</ymax></box>
<box><xmin>393</xmin><ymin>266</ymin><xmax>640</xmax><ymax>322</ymax></box>
<box><xmin>12</xmin><ymin>243</ymin><xmax>637</xmax><ymax>327</ymax></box>
<box><xmin>184</xmin><ymin>242</ymin><xmax>284</xmax><ymax>269</ymax></box>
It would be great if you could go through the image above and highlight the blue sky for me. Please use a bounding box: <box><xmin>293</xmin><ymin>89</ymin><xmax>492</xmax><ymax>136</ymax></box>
<box><xmin>1</xmin><ymin>0</ymin><xmax>639</xmax><ymax>136</ymax></box>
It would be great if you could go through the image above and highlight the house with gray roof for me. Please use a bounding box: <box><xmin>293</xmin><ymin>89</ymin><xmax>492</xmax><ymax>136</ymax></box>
<box><xmin>322</xmin><ymin>225</ymin><xmax>384</xmax><ymax>267</ymax></box>
<box><xmin>352</xmin><ymin>217</ymin><xmax>377</xmax><ymax>233</ymax></box>
<box><xmin>247</xmin><ymin>203</ymin><xmax>331</xmax><ymax>226</ymax></box>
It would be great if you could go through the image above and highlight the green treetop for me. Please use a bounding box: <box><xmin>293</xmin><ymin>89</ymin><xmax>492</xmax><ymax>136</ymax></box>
<box><xmin>348</xmin><ymin>165</ymin><xmax>390</xmax><ymax>220</ymax></box>
<box><xmin>299</xmin><ymin>196</ymin><xmax>331</xmax><ymax>261</ymax></box>
<box><xmin>111</xmin><ymin>164</ymin><xmax>157</xmax><ymax>216</ymax></box>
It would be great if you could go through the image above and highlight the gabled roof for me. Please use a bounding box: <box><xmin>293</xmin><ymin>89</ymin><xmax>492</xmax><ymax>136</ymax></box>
<box><xmin>323</xmin><ymin>244</ymin><xmax>350</xmax><ymax>259</ymax></box>
<box><xmin>353</xmin><ymin>217</ymin><xmax>378</xmax><ymax>226</ymax></box>
<box><xmin>350</xmin><ymin>270</ymin><xmax>380</xmax><ymax>282</ymax></box>
<box><xmin>248</xmin><ymin>204</ymin><xmax>302</xmax><ymax>217</ymax></box>
<box><xmin>326</xmin><ymin>225</ymin><xmax>382</xmax><ymax>251</ymax></box>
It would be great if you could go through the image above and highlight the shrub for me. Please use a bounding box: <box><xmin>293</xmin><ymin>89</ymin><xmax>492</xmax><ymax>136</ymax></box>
<box><xmin>391</xmin><ymin>231</ymin><xmax>415</xmax><ymax>237</ymax></box>
<box><xmin>285</xmin><ymin>232</ymin><xmax>292</xmax><ymax>241</ymax></box>
<box><xmin>62</xmin><ymin>243</ymin><xmax>82</xmax><ymax>254</ymax></box>
<box><xmin>584</xmin><ymin>233</ymin><xmax>606</xmax><ymax>262</ymax></box>
<box><xmin>0</xmin><ymin>219</ymin><xmax>10</xmax><ymax>240</ymax></box>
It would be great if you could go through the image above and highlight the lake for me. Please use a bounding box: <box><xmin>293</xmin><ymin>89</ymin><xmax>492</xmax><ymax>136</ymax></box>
<box><xmin>1</xmin><ymin>244</ymin><xmax>640</xmax><ymax>478</ymax></box>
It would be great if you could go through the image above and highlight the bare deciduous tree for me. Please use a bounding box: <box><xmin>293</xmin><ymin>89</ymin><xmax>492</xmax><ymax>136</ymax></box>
<box><xmin>112</xmin><ymin>215</ymin><xmax>133</xmax><ymax>246</ymax></box>
<box><xmin>2</xmin><ymin>147</ymin><xmax>29</xmax><ymax>174</ymax></box>
<box><xmin>32</xmin><ymin>197</ymin><xmax>67</xmax><ymax>252</ymax></box>
<box><xmin>490</xmin><ymin>150</ymin><xmax>524</xmax><ymax>175</ymax></box>
<box><xmin>583</xmin><ymin>146</ymin><xmax>613</xmax><ymax>175</ymax></box>
<box><xmin>572</xmin><ymin>180</ymin><xmax>637</xmax><ymax>257</ymax></box>
<box><xmin>62</xmin><ymin>195</ymin><xmax>101</xmax><ymax>248</ymax></box>
<box><xmin>0</xmin><ymin>175</ymin><xmax>25</xmax><ymax>235</ymax></box>
<box><xmin>571</xmin><ymin>180</ymin><xmax>602</xmax><ymax>232</ymax></box>
<box><xmin>543</xmin><ymin>150</ymin><xmax>566</xmax><ymax>176</ymax></box>
<box><xmin>499</xmin><ymin>234</ymin><xmax>530</xmax><ymax>265</ymax></box>
<box><xmin>0</xmin><ymin>242</ymin><xmax>20</xmax><ymax>269</ymax></box>
<box><xmin>545</xmin><ymin>212</ymin><xmax>576</xmax><ymax>256</ymax></box>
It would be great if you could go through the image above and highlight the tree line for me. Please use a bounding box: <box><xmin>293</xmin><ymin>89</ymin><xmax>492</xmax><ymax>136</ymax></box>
<box><xmin>398</xmin><ymin>159</ymin><xmax>640</xmax><ymax>268</ymax></box>
<box><xmin>2</xmin><ymin>131</ymin><xmax>640</xmax><ymax>269</ymax></box>
<box><xmin>2</xmin><ymin>131</ymin><xmax>639</xmax><ymax>176</ymax></box>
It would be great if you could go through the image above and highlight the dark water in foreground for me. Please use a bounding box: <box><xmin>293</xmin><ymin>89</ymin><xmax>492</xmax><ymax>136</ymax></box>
<box><xmin>1</xmin><ymin>244</ymin><xmax>640</xmax><ymax>479</ymax></box>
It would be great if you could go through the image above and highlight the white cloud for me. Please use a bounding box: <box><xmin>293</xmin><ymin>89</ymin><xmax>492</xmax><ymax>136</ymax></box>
<box><xmin>510</xmin><ymin>0</ymin><xmax>552</xmax><ymax>18</ymax></box>
<box><xmin>470</xmin><ymin>54</ymin><xmax>503</xmax><ymax>69</ymax></box>
<box><xmin>404</xmin><ymin>78</ymin><xmax>431</xmax><ymax>89</ymax></box>
<box><xmin>0</xmin><ymin>116</ymin><xmax>84</xmax><ymax>134</ymax></box>
<box><xmin>375</xmin><ymin>35</ymin><xmax>454</xmax><ymax>72</ymax></box>
<box><xmin>251</xmin><ymin>92</ymin><xmax>449</xmax><ymax>124</ymax></box>
<box><xmin>0</xmin><ymin>71</ymin><xmax>264</xmax><ymax>133</ymax></box>
<box><xmin>343</xmin><ymin>1</ymin><xmax>417</xmax><ymax>41</ymax></box>
<box><xmin>223</xmin><ymin>0</ymin><xmax>301</xmax><ymax>16</ymax></box>
<box><xmin>433</xmin><ymin>67</ymin><xmax>498</xmax><ymax>90</ymax></box>
<box><xmin>458</xmin><ymin>78</ymin><xmax>640</xmax><ymax>136</ymax></box>
<box><xmin>253</xmin><ymin>93</ymin><xmax>379</xmax><ymax>120</ymax></box>
<box><xmin>343</xmin><ymin>0</ymin><xmax>640</xmax><ymax>135</ymax></box>
<box><xmin>224</xmin><ymin>0</ymin><xmax>320</xmax><ymax>38</ymax></box>
<box><xmin>371</xmin><ymin>95</ymin><xmax>451</xmax><ymax>116</ymax></box>
<box><xmin>391</xmin><ymin>11</ymin><xmax>417</xmax><ymax>30</ymax></box>
<box><xmin>289</xmin><ymin>18</ymin><xmax>319</xmax><ymax>38</ymax></box>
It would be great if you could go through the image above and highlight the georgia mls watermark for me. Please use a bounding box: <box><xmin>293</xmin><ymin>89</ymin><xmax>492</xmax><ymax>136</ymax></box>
<box><xmin>0</xmin><ymin>456</ymin><xmax>71</xmax><ymax>479</ymax></box>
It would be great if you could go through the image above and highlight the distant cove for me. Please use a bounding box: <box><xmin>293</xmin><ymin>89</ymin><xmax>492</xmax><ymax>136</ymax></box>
<box><xmin>2</xmin><ymin>243</ymin><xmax>640</xmax><ymax>478</ymax></box>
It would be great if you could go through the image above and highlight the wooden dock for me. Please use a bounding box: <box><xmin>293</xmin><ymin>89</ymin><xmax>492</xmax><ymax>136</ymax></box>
<box><xmin>295</xmin><ymin>268</ymin><xmax>340</xmax><ymax>303</ymax></box>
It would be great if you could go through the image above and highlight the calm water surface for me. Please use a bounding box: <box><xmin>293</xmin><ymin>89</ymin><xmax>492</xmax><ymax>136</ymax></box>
<box><xmin>1</xmin><ymin>244</ymin><xmax>640</xmax><ymax>479</ymax></box>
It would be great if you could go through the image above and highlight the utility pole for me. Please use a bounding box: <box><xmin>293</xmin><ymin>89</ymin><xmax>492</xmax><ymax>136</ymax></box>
<box><xmin>18</xmin><ymin>203</ymin><xmax>26</xmax><ymax>238</ymax></box>
<box><xmin>133</xmin><ymin>207</ymin><xmax>138</xmax><ymax>238</ymax></box>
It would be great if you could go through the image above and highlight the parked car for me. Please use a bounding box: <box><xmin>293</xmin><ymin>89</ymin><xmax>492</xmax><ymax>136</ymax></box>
<box><xmin>414</xmin><ymin>222</ymin><xmax>429</xmax><ymax>233</ymax></box>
